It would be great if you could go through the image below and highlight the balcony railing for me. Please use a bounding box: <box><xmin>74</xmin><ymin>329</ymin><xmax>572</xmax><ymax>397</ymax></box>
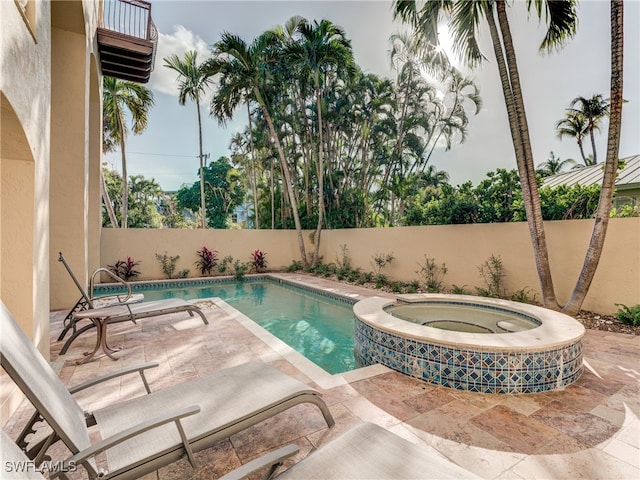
<box><xmin>97</xmin><ymin>0</ymin><xmax>158</xmax><ymax>83</ymax></box>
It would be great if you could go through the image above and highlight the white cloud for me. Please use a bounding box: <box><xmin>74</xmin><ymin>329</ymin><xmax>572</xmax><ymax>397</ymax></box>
<box><xmin>150</xmin><ymin>25</ymin><xmax>212</xmax><ymax>96</ymax></box>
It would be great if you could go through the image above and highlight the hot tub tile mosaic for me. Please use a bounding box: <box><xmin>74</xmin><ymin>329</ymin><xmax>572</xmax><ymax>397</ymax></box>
<box><xmin>354</xmin><ymin>316</ymin><xmax>584</xmax><ymax>394</ymax></box>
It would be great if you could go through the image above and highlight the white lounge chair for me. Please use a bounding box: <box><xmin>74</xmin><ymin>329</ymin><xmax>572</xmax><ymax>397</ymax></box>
<box><xmin>57</xmin><ymin>252</ymin><xmax>208</xmax><ymax>356</ymax></box>
<box><xmin>220</xmin><ymin>422</ymin><xmax>479</xmax><ymax>480</ymax></box>
<box><xmin>0</xmin><ymin>301</ymin><xmax>334</xmax><ymax>479</ymax></box>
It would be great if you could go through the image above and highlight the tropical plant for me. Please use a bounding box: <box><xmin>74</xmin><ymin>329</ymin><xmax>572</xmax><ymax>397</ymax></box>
<box><xmin>568</xmin><ymin>94</ymin><xmax>610</xmax><ymax>165</ymax></box>
<box><xmin>207</xmin><ymin>31</ymin><xmax>310</xmax><ymax>266</ymax></box>
<box><xmin>194</xmin><ymin>246</ymin><xmax>218</xmax><ymax>276</ymax></box>
<box><xmin>536</xmin><ymin>151</ymin><xmax>577</xmax><ymax>177</ymax></box>
<box><xmin>476</xmin><ymin>254</ymin><xmax>506</xmax><ymax>299</ymax></box>
<box><xmin>416</xmin><ymin>255</ymin><xmax>447</xmax><ymax>293</ymax></box>
<box><xmin>233</xmin><ymin>260</ymin><xmax>249</xmax><ymax>281</ymax></box>
<box><xmin>155</xmin><ymin>252</ymin><xmax>189</xmax><ymax>279</ymax></box>
<box><xmin>102</xmin><ymin>76</ymin><xmax>154</xmax><ymax>228</ymax></box>
<box><xmin>250</xmin><ymin>249</ymin><xmax>268</xmax><ymax>273</ymax></box>
<box><xmin>164</xmin><ymin>51</ymin><xmax>215</xmax><ymax>228</ymax></box>
<box><xmin>615</xmin><ymin>304</ymin><xmax>640</xmax><ymax>327</ymax></box>
<box><xmin>284</xmin><ymin>18</ymin><xmax>356</xmax><ymax>265</ymax></box>
<box><xmin>101</xmin><ymin>168</ymin><xmax>166</xmax><ymax>228</ymax></box>
<box><xmin>370</xmin><ymin>252</ymin><xmax>395</xmax><ymax>276</ymax></box>
<box><xmin>395</xmin><ymin>0</ymin><xmax>624</xmax><ymax>316</ymax></box>
<box><xmin>107</xmin><ymin>256</ymin><xmax>141</xmax><ymax>281</ymax></box>
<box><xmin>176</xmin><ymin>157</ymin><xmax>245</xmax><ymax>228</ymax></box>
<box><xmin>556</xmin><ymin>110</ymin><xmax>591</xmax><ymax>165</ymax></box>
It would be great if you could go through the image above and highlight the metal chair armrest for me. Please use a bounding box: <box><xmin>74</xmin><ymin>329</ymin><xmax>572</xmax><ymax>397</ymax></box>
<box><xmin>68</xmin><ymin>362</ymin><xmax>159</xmax><ymax>395</ymax></box>
<box><xmin>218</xmin><ymin>444</ymin><xmax>300</xmax><ymax>480</ymax></box>
<box><xmin>49</xmin><ymin>405</ymin><xmax>201</xmax><ymax>479</ymax></box>
<box><xmin>89</xmin><ymin>268</ymin><xmax>132</xmax><ymax>303</ymax></box>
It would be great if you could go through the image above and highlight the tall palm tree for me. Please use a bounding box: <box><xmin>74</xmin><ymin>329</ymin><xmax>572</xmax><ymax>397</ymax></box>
<box><xmin>102</xmin><ymin>76</ymin><xmax>154</xmax><ymax>228</ymax></box>
<box><xmin>207</xmin><ymin>32</ymin><xmax>309</xmax><ymax>266</ymax></box>
<box><xmin>395</xmin><ymin>0</ymin><xmax>624</xmax><ymax>316</ymax></box>
<box><xmin>536</xmin><ymin>151</ymin><xmax>577</xmax><ymax>177</ymax></box>
<box><xmin>555</xmin><ymin>109</ymin><xmax>590</xmax><ymax>165</ymax></box>
<box><xmin>164</xmin><ymin>51</ymin><xmax>214</xmax><ymax>228</ymax></box>
<box><xmin>564</xmin><ymin>1</ymin><xmax>624</xmax><ymax>314</ymax></box>
<box><xmin>285</xmin><ymin>18</ymin><xmax>355</xmax><ymax>265</ymax></box>
<box><xmin>394</xmin><ymin>0</ymin><xmax>578</xmax><ymax>310</ymax></box>
<box><xmin>569</xmin><ymin>94</ymin><xmax>610</xmax><ymax>164</ymax></box>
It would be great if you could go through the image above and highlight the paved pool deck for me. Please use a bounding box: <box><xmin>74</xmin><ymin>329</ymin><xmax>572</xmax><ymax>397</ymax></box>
<box><xmin>3</xmin><ymin>274</ymin><xmax>639</xmax><ymax>479</ymax></box>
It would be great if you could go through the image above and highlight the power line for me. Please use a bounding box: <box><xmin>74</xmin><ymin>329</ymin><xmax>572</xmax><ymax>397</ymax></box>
<box><xmin>121</xmin><ymin>151</ymin><xmax>198</xmax><ymax>158</ymax></box>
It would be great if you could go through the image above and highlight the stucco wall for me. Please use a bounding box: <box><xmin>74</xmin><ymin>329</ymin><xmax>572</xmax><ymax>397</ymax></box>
<box><xmin>1</xmin><ymin>0</ymin><xmax>52</xmax><ymax>353</ymax></box>
<box><xmin>94</xmin><ymin>218</ymin><xmax>640</xmax><ymax>315</ymax></box>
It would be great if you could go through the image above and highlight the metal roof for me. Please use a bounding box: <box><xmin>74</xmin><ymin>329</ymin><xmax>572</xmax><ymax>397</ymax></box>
<box><xmin>542</xmin><ymin>154</ymin><xmax>640</xmax><ymax>190</ymax></box>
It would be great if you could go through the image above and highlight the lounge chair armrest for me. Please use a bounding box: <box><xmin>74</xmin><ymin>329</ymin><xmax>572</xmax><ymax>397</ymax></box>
<box><xmin>68</xmin><ymin>362</ymin><xmax>159</xmax><ymax>394</ymax></box>
<box><xmin>89</xmin><ymin>267</ymin><xmax>132</xmax><ymax>303</ymax></box>
<box><xmin>218</xmin><ymin>444</ymin><xmax>300</xmax><ymax>480</ymax></box>
<box><xmin>49</xmin><ymin>405</ymin><xmax>201</xmax><ymax>479</ymax></box>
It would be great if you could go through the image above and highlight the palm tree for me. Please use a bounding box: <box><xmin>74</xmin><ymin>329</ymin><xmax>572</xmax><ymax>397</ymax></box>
<box><xmin>569</xmin><ymin>94</ymin><xmax>610</xmax><ymax>164</ymax></box>
<box><xmin>164</xmin><ymin>51</ymin><xmax>214</xmax><ymax>228</ymax></box>
<box><xmin>395</xmin><ymin>0</ymin><xmax>624</xmax><ymax>316</ymax></box>
<box><xmin>102</xmin><ymin>76</ymin><xmax>154</xmax><ymax>228</ymax></box>
<box><xmin>285</xmin><ymin>18</ymin><xmax>355</xmax><ymax>265</ymax></box>
<box><xmin>563</xmin><ymin>1</ymin><xmax>624</xmax><ymax>314</ymax></box>
<box><xmin>394</xmin><ymin>0</ymin><xmax>578</xmax><ymax>310</ymax></box>
<box><xmin>555</xmin><ymin>109</ymin><xmax>590</xmax><ymax>165</ymax></box>
<box><xmin>207</xmin><ymin>32</ymin><xmax>309</xmax><ymax>266</ymax></box>
<box><xmin>536</xmin><ymin>151</ymin><xmax>577</xmax><ymax>177</ymax></box>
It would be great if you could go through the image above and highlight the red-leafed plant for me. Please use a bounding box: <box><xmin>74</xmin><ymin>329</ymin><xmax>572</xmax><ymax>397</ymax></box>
<box><xmin>250</xmin><ymin>249</ymin><xmax>267</xmax><ymax>273</ymax></box>
<box><xmin>195</xmin><ymin>246</ymin><xmax>218</xmax><ymax>276</ymax></box>
<box><xmin>108</xmin><ymin>256</ymin><xmax>141</xmax><ymax>281</ymax></box>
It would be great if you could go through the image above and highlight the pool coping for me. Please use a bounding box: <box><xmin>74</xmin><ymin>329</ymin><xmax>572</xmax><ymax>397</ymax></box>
<box><xmin>354</xmin><ymin>294</ymin><xmax>585</xmax><ymax>351</ymax></box>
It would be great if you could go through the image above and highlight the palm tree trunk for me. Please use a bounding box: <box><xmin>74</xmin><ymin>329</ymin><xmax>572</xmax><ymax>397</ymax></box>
<box><xmin>260</xmin><ymin>103</ymin><xmax>308</xmax><ymax>266</ymax></box>
<box><xmin>101</xmin><ymin>170</ymin><xmax>119</xmax><ymax>227</ymax></box>
<box><xmin>196</xmin><ymin>99</ymin><xmax>206</xmax><ymax>228</ymax></box>
<box><xmin>120</xmin><ymin>137</ymin><xmax>128</xmax><ymax>229</ymax></box>
<box><xmin>563</xmin><ymin>0</ymin><xmax>623</xmax><ymax>316</ymax></box>
<box><xmin>270</xmin><ymin>157</ymin><xmax>275</xmax><ymax>229</ymax></box>
<box><xmin>312</xmin><ymin>86</ymin><xmax>324</xmax><ymax>266</ymax></box>
<box><xmin>493</xmin><ymin>1</ymin><xmax>559</xmax><ymax>309</ymax></box>
<box><xmin>577</xmin><ymin>139</ymin><xmax>588</xmax><ymax>165</ymax></box>
<box><xmin>246</xmin><ymin>102</ymin><xmax>259</xmax><ymax>229</ymax></box>
<box><xmin>589</xmin><ymin>128</ymin><xmax>598</xmax><ymax>164</ymax></box>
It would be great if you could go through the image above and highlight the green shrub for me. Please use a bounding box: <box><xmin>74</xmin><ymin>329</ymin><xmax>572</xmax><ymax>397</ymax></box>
<box><xmin>218</xmin><ymin>255</ymin><xmax>234</xmax><ymax>274</ymax></box>
<box><xmin>476</xmin><ymin>254</ymin><xmax>505</xmax><ymax>298</ymax></box>
<box><xmin>510</xmin><ymin>287</ymin><xmax>537</xmax><ymax>304</ymax></box>
<box><xmin>155</xmin><ymin>252</ymin><xmax>188</xmax><ymax>279</ymax></box>
<box><xmin>371</xmin><ymin>252</ymin><xmax>394</xmax><ymax>275</ymax></box>
<box><xmin>375</xmin><ymin>274</ymin><xmax>388</xmax><ymax>289</ymax></box>
<box><xmin>416</xmin><ymin>255</ymin><xmax>447</xmax><ymax>293</ymax></box>
<box><xmin>451</xmin><ymin>284</ymin><xmax>471</xmax><ymax>295</ymax></box>
<box><xmin>615</xmin><ymin>304</ymin><xmax>640</xmax><ymax>327</ymax></box>
<box><xmin>233</xmin><ymin>260</ymin><xmax>248</xmax><ymax>281</ymax></box>
<box><xmin>287</xmin><ymin>260</ymin><xmax>303</xmax><ymax>272</ymax></box>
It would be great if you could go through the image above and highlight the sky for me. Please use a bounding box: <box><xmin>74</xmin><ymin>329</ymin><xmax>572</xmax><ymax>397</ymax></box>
<box><xmin>104</xmin><ymin>0</ymin><xmax>640</xmax><ymax>192</ymax></box>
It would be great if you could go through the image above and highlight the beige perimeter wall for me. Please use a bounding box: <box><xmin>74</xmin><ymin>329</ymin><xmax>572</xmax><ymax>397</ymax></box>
<box><xmin>89</xmin><ymin>218</ymin><xmax>640</xmax><ymax>315</ymax></box>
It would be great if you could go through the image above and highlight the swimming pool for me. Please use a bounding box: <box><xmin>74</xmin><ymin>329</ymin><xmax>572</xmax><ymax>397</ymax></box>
<box><xmin>95</xmin><ymin>278</ymin><xmax>357</xmax><ymax>374</ymax></box>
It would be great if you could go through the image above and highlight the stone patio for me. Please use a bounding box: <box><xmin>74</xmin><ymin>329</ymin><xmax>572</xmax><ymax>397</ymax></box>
<box><xmin>3</xmin><ymin>275</ymin><xmax>639</xmax><ymax>479</ymax></box>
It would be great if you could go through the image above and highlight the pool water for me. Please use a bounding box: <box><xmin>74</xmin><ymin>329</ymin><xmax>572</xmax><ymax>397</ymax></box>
<box><xmin>385</xmin><ymin>303</ymin><xmax>539</xmax><ymax>334</ymax></box>
<box><xmin>98</xmin><ymin>280</ymin><xmax>356</xmax><ymax>374</ymax></box>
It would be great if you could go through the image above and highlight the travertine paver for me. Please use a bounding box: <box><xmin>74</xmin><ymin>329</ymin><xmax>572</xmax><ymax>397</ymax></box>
<box><xmin>2</xmin><ymin>274</ymin><xmax>638</xmax><ymax>479</ymax></box>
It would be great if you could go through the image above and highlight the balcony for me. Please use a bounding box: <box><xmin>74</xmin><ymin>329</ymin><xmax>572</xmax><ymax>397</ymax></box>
<box><xmin>97</xmin><ymin>0</ymin><xmax>158</xmax><ymax>83</ymax></box>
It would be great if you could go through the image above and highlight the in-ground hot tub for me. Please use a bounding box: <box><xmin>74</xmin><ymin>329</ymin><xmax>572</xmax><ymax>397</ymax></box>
<box><xmin>354</xmin><ymin>294</ymin><xmax>585</xmax><ymax>394</ymax></box>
